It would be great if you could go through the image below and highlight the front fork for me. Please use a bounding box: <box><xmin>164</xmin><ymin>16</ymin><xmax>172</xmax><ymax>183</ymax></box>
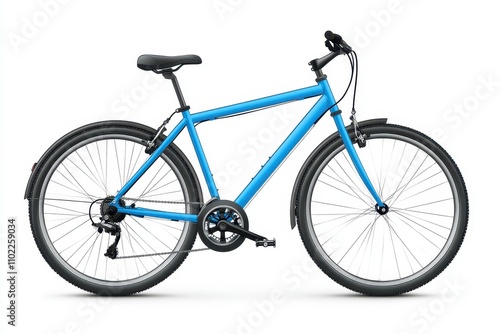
<box><xmin>331</xmin><ymin>111</ymin><xmax>388</xmax><ymax>213</ymax></box>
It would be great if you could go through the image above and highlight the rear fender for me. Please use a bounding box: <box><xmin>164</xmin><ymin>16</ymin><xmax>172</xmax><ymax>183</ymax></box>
<box><xmin>24</xmin><ymin>121</ymin><xmax>202</xmax><ymax>205</ymax></box>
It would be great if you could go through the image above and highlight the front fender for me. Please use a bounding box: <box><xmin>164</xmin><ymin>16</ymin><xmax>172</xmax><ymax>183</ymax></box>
<box><xmin>289</xmin><ymin>118</ymin><xmax>388</xmax><ymax>229</ymax></box>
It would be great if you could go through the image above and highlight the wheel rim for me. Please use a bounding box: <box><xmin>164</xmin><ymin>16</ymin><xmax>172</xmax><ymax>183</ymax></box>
<box><xmin>306</xmin><ymin>132</ymin><xmax>460</xmax><ymax>286</ymax></box>
<box><xmin>37</xmin><ymin>134</ymin><xmax>193</xmax><ymax>287</ymax></box>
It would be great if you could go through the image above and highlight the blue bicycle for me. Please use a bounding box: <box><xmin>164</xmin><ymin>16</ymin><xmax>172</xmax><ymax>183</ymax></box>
<box><xmin>25</xmin><ymin>32</ymin><xmax>468</xmax><ymax>296</ymax></box>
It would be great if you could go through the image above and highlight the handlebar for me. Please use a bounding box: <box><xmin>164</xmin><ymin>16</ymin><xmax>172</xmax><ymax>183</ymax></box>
<box><xmin>309</xmin><ymin>31</ymin><xmax>353</xmax><ymax>73</ymax></box>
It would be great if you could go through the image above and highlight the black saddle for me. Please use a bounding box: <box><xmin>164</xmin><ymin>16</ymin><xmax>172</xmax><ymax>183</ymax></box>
<box><xmin>137</xmin><ymin>54</ymin><xmax>202</xmax><ymax>72</ymax></box>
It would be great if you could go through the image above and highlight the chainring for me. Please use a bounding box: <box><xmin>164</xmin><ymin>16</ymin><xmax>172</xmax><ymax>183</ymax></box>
<box><xmin>197</xmin><ymin>200</ymin><xmax>249</xmax><ymax>252</ymax></box>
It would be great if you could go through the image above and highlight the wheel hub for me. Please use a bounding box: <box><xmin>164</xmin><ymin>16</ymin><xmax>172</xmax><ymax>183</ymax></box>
<box><xmin>100</xmin><ymin>196</ymin><xmax>126</xmax><ymax>223</ymax></box>
<box><xmin>375</xmin><ymin>203</ymin><xmax>389</xmax><ymax>215</ymax></box>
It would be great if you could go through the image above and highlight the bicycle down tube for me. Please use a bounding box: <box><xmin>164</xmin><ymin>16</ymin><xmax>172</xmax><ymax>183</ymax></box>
<box><xmin>111</xmin><ymin>78</ymin><xmax>384</xmax><ymax>221</ymax></box>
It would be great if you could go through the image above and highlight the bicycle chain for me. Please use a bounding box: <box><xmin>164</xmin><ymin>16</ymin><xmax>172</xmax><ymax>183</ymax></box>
<box><xmin>113</xmin><ymin>196</ymin><xmax>209</xmax><ymax>259</ymax></box>
<box><xmin>121</xmin><ymin>197</ymin><xmax>204</xmax><ymax>205</ymax></box>
<box><xmin>115</xmin><ymin>247</ymin><xmax>210</xmax><ymax>259</ymax></box>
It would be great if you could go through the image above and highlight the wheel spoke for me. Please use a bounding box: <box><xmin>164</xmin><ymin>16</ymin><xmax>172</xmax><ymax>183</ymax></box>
<box><xmin>33</xmin><ymin>129</ymin><xmax>195</xmax><ymax>293</ymax></box>
<box><xmin>303</xmin><ymin>127</ymin><xmax>464</xmax><ymax>290</ymax></box>
<box><xmin>338</xmin><ymin>215</ymin><xmax>379</xmax><ymax>264</ymax></box>
<box><xmin>384</xmin><ymin>215</ymin><xmax>423</xmax><ymax>269</ymax></box>
<box><xmin>385</xmin><ymin>216</ymin><xmax>402</xmax><ymax>279</ymax></box>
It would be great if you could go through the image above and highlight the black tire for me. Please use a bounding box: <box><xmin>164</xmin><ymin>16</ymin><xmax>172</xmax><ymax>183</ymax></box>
<box><xmin>27</xmin><ymin>121</ymin><xmax>203</xmax><ymax>295</ymax></box>
<box><xmin>295</xmin><ymin>124</ymin><xmax>468</xmax><ymax>295</ymax></box>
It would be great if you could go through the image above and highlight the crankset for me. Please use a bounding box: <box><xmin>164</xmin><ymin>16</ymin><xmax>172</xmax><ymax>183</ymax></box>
<box><xmin>197</xmin><ymin>200</ymin><xmax>276</xmax><ymax>252</ymax></box>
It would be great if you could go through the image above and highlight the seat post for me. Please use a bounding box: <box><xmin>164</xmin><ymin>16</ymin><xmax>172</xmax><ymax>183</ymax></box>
<box><xmin>162</xmin><ymin>71</ymin><xmax>188</xmax><ymax>109</ymax></box>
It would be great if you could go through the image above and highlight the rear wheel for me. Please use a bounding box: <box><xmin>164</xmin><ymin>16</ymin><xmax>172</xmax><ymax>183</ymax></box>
<box><xmin>28</xmin><ymin>122</ymin><xmax>202</xmax><ymax>295</ymax></box>
<box><xmin>295</xmin><ymin>124</ymin><xmax>468</xmax><ymax>295</ymax></box>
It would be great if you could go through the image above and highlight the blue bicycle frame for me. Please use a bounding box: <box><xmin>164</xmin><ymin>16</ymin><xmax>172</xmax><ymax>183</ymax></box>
<box><xmin>110</xmin><ymin>77</ymin><xmax>384</xmax><ymax>222</ymax></box>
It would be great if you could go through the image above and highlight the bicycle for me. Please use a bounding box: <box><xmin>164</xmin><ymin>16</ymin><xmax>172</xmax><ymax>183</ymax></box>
<box><xmin>25</xmin><ymin>31</ymin><xmax>468</xmax><ymax>296</ymax></box>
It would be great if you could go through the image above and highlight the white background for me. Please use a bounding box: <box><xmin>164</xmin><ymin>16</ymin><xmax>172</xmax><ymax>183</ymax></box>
<box><xmin>1</xmin><ymin>0</ymin><xmax>499</xmax><ymax>333</ymax></box>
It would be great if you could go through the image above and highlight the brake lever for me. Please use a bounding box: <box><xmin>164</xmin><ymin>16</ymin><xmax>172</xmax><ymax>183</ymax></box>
<box><xmin>340</xmin><ymin>40</ymin><xmax>353</xmax><ymax>53</ymax></box>
<box><xmin>325</xmin><ymin>40</ymin><xmax>340</xmax><ymax>52</ymax></box>
<box><xmin>325</xmin><ymin>39</ymin><xmax>352</xmax><ymax>54</ymax></box>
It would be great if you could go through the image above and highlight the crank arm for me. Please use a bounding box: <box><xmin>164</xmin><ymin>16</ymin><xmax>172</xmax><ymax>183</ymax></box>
<box><xmin>217</xmin><ymin>221</ymin><xmax>262</xmax><ymax>241</ymax></box>
<box><xmin>217</xmin><ymin>221</ymin><xmax>276</xmax><ymax>247</ymax></box>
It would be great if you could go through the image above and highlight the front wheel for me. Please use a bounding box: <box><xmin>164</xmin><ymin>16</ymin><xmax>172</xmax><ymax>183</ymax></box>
<box><xmin>295</xmin><ymin>124</ymin><xmax>468</xmax><ymax>295</ymax></box>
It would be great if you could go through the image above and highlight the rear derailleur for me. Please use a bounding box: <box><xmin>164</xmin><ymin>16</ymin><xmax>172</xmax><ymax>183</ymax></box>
<box><xmin>91</xmin><ymin>196</ymin><xmax>125</xmax><ymax>259</ymax></box>
<box><xmin>93</xmin><ymin>220</ymin><xmax>121</xmax><ymax>259</ymax></box>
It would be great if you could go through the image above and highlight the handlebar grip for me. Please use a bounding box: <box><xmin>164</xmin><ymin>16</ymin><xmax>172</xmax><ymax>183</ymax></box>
<box><xmin>325</xmin><ymin>30</ymin><xmax>353</xmax><ymax>53</ymax></box>
<box><xmin>325</xmin><ymin>31</ymin><xmax>343</xmax><ymax>44</ymax></box>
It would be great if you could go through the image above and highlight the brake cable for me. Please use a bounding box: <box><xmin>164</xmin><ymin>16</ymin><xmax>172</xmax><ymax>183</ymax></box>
<box><xmin>346</xmin><ymin>50</ymin><xmax>366</xmax><ymax>147</ymax></box>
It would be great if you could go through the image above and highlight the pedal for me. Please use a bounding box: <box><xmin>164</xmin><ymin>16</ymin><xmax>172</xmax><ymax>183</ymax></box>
<box><xmin>256</xmin><ymin>238</ymin><xmax>276</xmax><ymax>248</ymax></box>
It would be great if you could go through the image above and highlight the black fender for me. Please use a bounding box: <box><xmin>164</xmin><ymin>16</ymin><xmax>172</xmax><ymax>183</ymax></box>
<box><xmin>24</xmin><ymin>120</ymin><xmax>204</xmax><ymax>205</ymax></box>
<box><xmin>289</xmin><ymin>118</ymin><xmax>387</xmax><ymax>229</ymax></box>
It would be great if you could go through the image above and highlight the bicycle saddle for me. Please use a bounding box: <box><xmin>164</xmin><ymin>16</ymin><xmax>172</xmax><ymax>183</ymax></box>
<box><xmin>137</xmin><ymin>54</ymin><xmax>202</xmax><ymax>71</ymax></box>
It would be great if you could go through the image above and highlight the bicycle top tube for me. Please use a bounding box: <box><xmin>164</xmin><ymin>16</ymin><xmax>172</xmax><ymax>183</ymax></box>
<box><xmin>190</xmin><ymin>83</ymin><xmax>325</xmax><ymax>124</ymax></box>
